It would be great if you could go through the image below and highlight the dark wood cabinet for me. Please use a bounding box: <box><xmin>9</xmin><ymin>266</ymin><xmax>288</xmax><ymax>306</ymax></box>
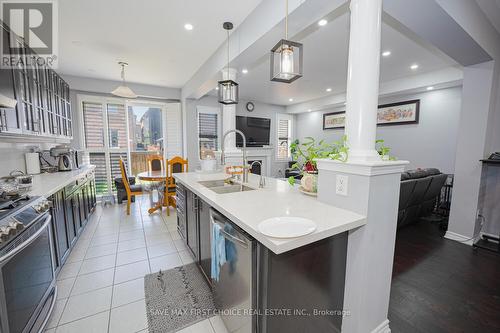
<box><xmin>186</xmin><ymin>190</ymin><xmax>199</xmax><ymax>261</ymax></box>
<box><xmin>0</xmin><ymin>25</ymin><xmax>22</xmax><ymax>134</ymax></box>
<box><xmin>0</xmin><ymin>22</ymin><xmax>72</xmax><ymax>139</ymax></box>
<box><xmin>49</xmin><ymin>190</ymin><xmax>69</xmax><ymax>270</ymax></box>
<box><xmin>50</xmin><ymin>172</ymin><xmax>97</xmax><ymax>273</ymax></box>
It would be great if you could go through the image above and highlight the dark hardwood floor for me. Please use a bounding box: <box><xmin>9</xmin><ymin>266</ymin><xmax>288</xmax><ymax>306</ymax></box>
<box><xmin>389</xmin><ymin>221</ymin><xmax>500</xmax><ymax>333</ymax></box>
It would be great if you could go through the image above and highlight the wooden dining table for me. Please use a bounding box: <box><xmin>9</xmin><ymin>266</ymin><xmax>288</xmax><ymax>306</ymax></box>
<box><xmin>137</xmin><ymin>170</ymin><xmax>175</xmax><ymax>214</ymax></box>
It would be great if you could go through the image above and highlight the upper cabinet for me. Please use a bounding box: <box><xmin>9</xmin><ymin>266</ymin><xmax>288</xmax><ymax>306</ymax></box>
<box><xmin>0</xmin><ymin>23</ymin><xmax>72</xmax><ymax>140</ymax></box>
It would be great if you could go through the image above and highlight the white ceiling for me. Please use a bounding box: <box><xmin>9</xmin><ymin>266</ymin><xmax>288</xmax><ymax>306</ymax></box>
<box><xmin>231</xmin><ymin>12</ymin><xmax>459</xmax><ymax>106</ymax></box>
<box><xmin>57</xmin><ymin>0</ymin><xmax>262</xmax><ymax>88</ymax></box>
<box><xmin>476</xmin><ymin>0</ymin><xmax>500</xmax><ymax>35</ymax></box>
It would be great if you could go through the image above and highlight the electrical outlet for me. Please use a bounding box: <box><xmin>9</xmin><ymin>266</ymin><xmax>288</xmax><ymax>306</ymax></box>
<box><xmin>336</xmin><ymin>174</ymin><xmax>348</xmax><ymax>196</ymax></box>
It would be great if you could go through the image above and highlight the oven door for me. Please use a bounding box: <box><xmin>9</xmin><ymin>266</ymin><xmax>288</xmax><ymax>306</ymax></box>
<box><xmin>0</xmin><ymin>214</ymin><xmax>56</xmax><ymax>333</ymax></box>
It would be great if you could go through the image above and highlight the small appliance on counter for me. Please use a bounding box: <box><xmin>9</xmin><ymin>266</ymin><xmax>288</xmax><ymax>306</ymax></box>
<box><xmin>25</xmin><ymin>152</ymin><xmax>41</xmax><ymax>174</ymax></box>
<box><xmin>50</xmin><ymin>145</ymin><xmax>75</xmax><ymax>171</ymax></box>
<box><xmin>74</xmin><ymin>150</ymin><xmax>85</xmax><ymax>169</ymax></box>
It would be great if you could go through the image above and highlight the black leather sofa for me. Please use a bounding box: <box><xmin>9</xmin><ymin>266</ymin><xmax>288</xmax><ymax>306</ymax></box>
<box><xmin>397</xmin><ymin>168</ymin><xmax>448</xmax><ymax>228</ymax></box>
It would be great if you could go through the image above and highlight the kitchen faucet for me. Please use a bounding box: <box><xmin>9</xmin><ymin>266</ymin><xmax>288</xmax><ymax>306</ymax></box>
<box><xmin>249</xmin><ymin>161</ymin><xmax>265</xmax><ymax>188</ymax></box>
<box><xmin>221</xmin><ymin>129</ymin><xmax>248</xmax><ymax>183</ymax></box>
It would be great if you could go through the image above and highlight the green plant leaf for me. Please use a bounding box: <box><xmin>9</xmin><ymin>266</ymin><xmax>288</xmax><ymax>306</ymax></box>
<box><xmin>288</xmin><ymin>176</ymin><xmax>296</xmax><ymax>186</ymax></box>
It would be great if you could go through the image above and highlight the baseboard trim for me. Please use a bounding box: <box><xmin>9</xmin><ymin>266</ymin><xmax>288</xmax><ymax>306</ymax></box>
<box><xmin>444</xmin><ymin>231</ymin><xmax>474</xmax><ymax>245</ymax></box>
<box><xmin>371</xmin><ymin>320</ymin><xmax>391</xmax><ymax>333</ymax></box>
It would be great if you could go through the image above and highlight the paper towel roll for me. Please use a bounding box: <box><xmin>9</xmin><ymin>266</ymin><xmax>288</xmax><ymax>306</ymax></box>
<box><xmin>25</xmin><ymin>153</ymin><xmax>41</xmax><ymax>174</ymax></box>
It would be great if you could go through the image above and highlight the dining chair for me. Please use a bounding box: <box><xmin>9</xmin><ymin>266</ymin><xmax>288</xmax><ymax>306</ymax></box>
<box><xmin>119</xmin><ymin>158</ymin><xmax>146</xmax><ymax>215</ymax></box>
<box><xmin>146</xmin><ymin>154</ymin><xmax>164</xmax><ymax>172</ymax></box>
<box><xmin>165</xmin><ymin>156</ymin><xmax>188</xmax><ymax>216</ymax></box>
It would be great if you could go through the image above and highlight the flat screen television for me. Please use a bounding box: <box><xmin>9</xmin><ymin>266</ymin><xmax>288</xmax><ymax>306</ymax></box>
<box><xmin>236</xmin><ymin>116</ymin><xmax>271</xmax><ymax>147</ymax></box>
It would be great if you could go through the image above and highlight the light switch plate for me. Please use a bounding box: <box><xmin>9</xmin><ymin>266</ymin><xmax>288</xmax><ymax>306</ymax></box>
<box><xmin>336</xmin><ymin>174</ymin><xmax>348</xmax><ymax>196</ymax></box>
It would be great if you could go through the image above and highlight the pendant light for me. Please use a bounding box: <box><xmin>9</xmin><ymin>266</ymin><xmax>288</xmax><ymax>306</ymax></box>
<box><xmin>111</xmin><ymin>62</ymin><xmax>137</xmax><ymax>99</ymax></box>
<box><xmin>218</xmin><ymin>22</ymin><xmax>239</xmax><ymax>105</ymax></box>
<box><xmin>270</xmin><ymin>0</ymin><xmax>303</xmax><ymax>83</ymax></box>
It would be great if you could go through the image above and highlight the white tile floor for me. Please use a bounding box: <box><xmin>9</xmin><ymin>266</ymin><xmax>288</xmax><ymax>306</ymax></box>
<box><xmin>45</xmin><ymin>197</ymin><xmax>229</xmax><ymax>333</ymax></box>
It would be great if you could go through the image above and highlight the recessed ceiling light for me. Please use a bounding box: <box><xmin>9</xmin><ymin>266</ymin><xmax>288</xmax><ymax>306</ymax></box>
<box><xmin>410</xmin><ymin>64</ymin><xmax>419</xmax><ymax>70</ymax></box>
<box><xmin>427</xmin><ymin>86</ymin><xmax>434</xmax><ymax>91</ymax></box>
<box><xmin>308</xmin><ymin>109</ymin><xmax>312</xmax><ymax>112</ymax></box>
<box><xmin>382</xmin><ymin>50</ymin><xmax>391</xmax><ymax>57</ymax></box>
<box><xmin>184</xmin><ymin>23</ymin><xmax>193</xmax><ymax>31</ymax></box>
<box><xmin>241</xmin><ymin>68</ymin><xmax>248</xmax><ymax>74</ymax></box>
<box><xmin>318</xmin><ymin>19</ymin><xmax>328</xmax><ymax>26</ymax></box>
<box><xmin>289</xmin><ymin>98</ymin><xmax>294</xmax><ymax>102</ymax></box>
<box><xmin>215</xmin><ymin>86</ymin><xmax>219</xmax><ymax>90</ymax></box>
<box><xmin>326</xmin><ymin>88</ymin><xmax>332</xmax><ymax>92</ymax></box>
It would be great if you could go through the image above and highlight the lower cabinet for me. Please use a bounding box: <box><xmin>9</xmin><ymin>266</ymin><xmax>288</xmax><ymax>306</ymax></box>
<box><xmin>51</xmin><ymin>172</ymin><xmax>97</xmax><ymax>270</ymax></box>
<box><xmin>198</xmin><ymin>198</ymin><xmax>211</xmax><ymax>280</ymax></box>
<box><xmin>182</xmin><ymin>188</ymin><xmax>211</xmax><ymax>281</ymax></box>
<box><xmin>186</xmin><ymin>190</ymin><xmax>199</xmax><ymax>261</ymax></box>
<box><xmin>49</xmin><ymin>189</ymin><xmax>69</xmax><ymax>268</ymax></box>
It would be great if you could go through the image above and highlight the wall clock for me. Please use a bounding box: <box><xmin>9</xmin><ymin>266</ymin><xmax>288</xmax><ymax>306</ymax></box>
<box><xmin>246</xmin><ymin>102</ymin><xmax>255</xmax><ymax>112</ymax></box>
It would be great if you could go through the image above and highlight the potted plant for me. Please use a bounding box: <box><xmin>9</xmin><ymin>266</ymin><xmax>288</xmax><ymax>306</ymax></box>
<box><xmin>376</xmin><ymin>139</ymin><xmax>397</xmax><ymax>161</ymax></box>
<box><xmin>288</xmin><ymin>136</ymin><xmax>348</xmax><ymax>194</ymax></box>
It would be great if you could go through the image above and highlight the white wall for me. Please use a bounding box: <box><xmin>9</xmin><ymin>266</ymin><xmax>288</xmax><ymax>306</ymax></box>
<box><xmin>296</xmin><ymin>86</ymin><xmax>462</xmax><ymax>174</ymax></box>
<box><xmin>0</xmin><ymin>142</ymin><xmax>60</xmax><ymax>177</ymax></box>
<box><xmin>447</xmin><ymin>61</ymin><xmax>497</xmax><ymax>242</ymax></box>
<box><xmin>185</xmin><ymin>95</ymin><xmax>293</xmax><ymax>177</ymax></box>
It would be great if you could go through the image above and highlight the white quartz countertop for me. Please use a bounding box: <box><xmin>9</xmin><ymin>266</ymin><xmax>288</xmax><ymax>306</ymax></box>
<box><xmin>174</xmin><ymin>172</ymin><xmax>366</xmax><ymax>254</ymax></box>
<box><xmin>28</xmin><ymin>165</ymin><xmax>96</xmax><ymax>197</ymax></box>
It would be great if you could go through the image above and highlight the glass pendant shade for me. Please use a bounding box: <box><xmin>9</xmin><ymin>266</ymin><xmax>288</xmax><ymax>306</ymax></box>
<box><xmin>111</xmin><ymin>62</ymin><xmax>138</xmax><ymax>99</ymax></box>
<box><xmin>270</xmin><ymin>39</ymin><xmax>303</xmax><ymax>83</ymax></box>
<box><xmin>217</xmin><ymin>79</ymin><xmax>239</xmax><ymax>105</ymax></box>
<box><xmin>111</xmin><ymin>85</ymin><xmax>137</xmax><ymax>99</ymax></box>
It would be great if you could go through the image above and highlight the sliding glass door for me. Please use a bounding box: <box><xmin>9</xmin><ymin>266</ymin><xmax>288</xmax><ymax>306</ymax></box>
<box><xmin>127</xmin><ymin>103</ymin><xmax>164</xmax><ymax>176</ymax></box>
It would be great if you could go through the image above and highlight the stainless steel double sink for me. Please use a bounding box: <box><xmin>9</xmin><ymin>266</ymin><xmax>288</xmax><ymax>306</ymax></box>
<box><xmin>198</xmin><ymin>179</ymin><xmax>255</xmax><ymax>194</ymax></box>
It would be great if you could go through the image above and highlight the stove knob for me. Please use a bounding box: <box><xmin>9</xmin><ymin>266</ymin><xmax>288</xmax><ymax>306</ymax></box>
<box><xmin>9</xmin><ymin>221</ymin><xmax>24</xmax><ymax>231</ymax></box>
<box><xmin>0</xmin><ymin>228</ymin><xmax>9</xmax><ymax>241</ymax></box>
<box><xmin>5</xmin><ymin>226</ymin><xmax>16</xmax><ymax>236</ymax></box>
<box><xmin>34</xmin><ymin>205</ymin><xmax>43</xmax><ymax>213</ymax></box>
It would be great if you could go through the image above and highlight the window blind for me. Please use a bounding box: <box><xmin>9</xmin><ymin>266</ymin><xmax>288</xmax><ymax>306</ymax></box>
<box><xmin>107</xmin><ymin>103</ymin><xmax>127</xmax><ymax>148</ymax></box>
<box><xmin>198</xmin><ymin>111</ymin><xmax>218</xmax><ymax>158</ymax></box>
<box><xmin>89</xmin><ymin>152</ymin><xmax>108</xmax><ymax>195</ymax></box>
<box><xmin>83</xmin><ymin>102</ymin><xmax>104</xmax><ymax>148</ymax></box>
<box><xmin>277</xmin><ymin>118</ymin><xmax>291</xmax><ymax>159</ymax></box>
<box><xmin>165</xmin><ymin>104</ymin><xmax>183</xmax><ymax>158</ymax></box>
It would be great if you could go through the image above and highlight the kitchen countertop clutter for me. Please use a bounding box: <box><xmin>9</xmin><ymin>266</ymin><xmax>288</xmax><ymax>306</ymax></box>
<box><xmin>174</xmin><ymin>172</ymin><xmax>366</xmax><ymax>254</ymax></box>
<box><xmin>27</xmin><ymin>164</ymin><xmax>96</xmax><ymax>197</ymax></box>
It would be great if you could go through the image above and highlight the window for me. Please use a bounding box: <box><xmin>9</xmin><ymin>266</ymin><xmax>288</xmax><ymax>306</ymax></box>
<box><xmin>197</xmin><ymin>106</ymin><xmax>221</xmax><ymax>159</ymax></box>
<box><xmin>276</xmin><ymin>114</ymin><xmax>293</xmax><ymax>160</ymax></box>
<box><xmin>81</xmin><ymin>96</ymin><xmax>127</xmax><ymax>196</ymax></box>
<box><xmin>80</xmin><ymin>95</ymin><xmax>182</xmax><ymax>196</ymax></box>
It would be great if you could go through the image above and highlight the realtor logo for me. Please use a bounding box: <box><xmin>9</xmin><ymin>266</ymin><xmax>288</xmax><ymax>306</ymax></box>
<box><xmin>1</xmin><ymin>0</ymin><xmax>58</xmax><ymax>68</ymax></box>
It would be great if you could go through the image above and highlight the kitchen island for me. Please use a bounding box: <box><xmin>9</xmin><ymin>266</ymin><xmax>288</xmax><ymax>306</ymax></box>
<box><xmin>173</xmin><ymin>172</ymin><xmax>366</xmax><ymax>333</ymax></box>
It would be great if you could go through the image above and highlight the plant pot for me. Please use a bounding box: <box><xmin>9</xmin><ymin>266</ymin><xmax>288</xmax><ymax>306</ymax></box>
<box><xmin>300</xmin><ymin>171</ymin><xmax>318</xmax><ymax>194</ymax></box>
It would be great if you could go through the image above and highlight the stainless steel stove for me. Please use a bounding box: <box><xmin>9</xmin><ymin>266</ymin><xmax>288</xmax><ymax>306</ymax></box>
<box><xmin>0</xmin><ymin>195</ymin><xmax>56</xmax><ymax>333</ymax></box>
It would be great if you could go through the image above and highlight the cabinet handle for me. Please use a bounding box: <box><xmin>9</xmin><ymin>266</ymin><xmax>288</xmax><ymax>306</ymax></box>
<box><xmin>0</xmin><ymin>110</ymin><xmax>6</xmax><ymax>131</ymax></box>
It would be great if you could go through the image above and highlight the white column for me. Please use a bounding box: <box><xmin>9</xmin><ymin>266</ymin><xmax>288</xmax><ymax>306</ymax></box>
<box><xmin>317</xmin><ymin>160</ymin><xmax>408</xmax><ymax>333</ymax></box>
<box><xmin>221</xmin><ymin>68</ymin><xmax>238</xmax><ymax>152</ymax></box>
<box><xmin>344</xmin><ymin>0</ymin><xmax>383</xmax><ymax>162</ymax></box>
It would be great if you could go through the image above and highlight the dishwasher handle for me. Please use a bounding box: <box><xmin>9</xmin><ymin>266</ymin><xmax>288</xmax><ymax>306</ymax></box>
<box><xmin>210</xmin><ymin>210</ymin><xmax>248</xmax><ymax>249</ymax></box>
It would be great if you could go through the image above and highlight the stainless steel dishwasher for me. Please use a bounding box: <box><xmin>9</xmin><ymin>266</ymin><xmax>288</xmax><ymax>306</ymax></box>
<box><xmin>210</xmin><ymin>208</ymin><xmax>256</xmax><ymax>333</ymax></box>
